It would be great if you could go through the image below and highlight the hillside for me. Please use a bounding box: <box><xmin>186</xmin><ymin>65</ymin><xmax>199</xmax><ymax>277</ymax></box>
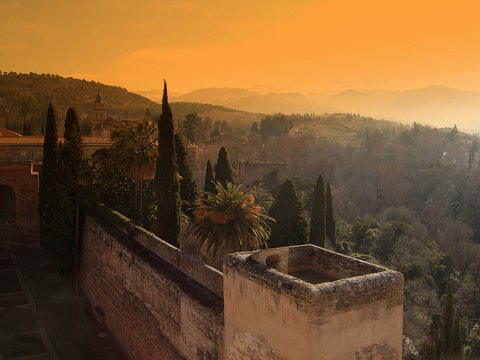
<box><xmin>0</xmin><ymin>72</ymin><xmax>262</xmax><ymax>134</ymax></box>
<box><xmin>159</xmin><ymin>86</ymin><xmax>480</xmax><ymax>132</ymax></box>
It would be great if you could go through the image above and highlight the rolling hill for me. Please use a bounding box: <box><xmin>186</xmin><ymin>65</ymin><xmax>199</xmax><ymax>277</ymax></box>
<box><xmin>0</xmin><ymin>72</ymin><xmax>263</xmax><ymax>134</ymax></box>
<box><xmin>152</xmin><ymin>86</ymin><xmax>480</xmax><ymax>132</ymax></box>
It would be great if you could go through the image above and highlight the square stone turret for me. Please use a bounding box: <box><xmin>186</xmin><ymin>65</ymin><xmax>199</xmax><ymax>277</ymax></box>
<box><xmin>223</xmin><ymin>245</ymin><xmax>404</xmax><ymax>360</ymax></box>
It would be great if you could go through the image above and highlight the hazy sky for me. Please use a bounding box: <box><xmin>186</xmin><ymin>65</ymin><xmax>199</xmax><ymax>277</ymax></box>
<box><xmin>1</xmin><ymin>0</ymin><xmax>480</xmax><ymax>93</ymax></box>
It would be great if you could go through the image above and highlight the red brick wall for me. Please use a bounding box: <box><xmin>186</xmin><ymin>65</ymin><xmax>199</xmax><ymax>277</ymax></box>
<box><xmin>0</xmin><ymin>162</ymin><xmax>39</xmax><ymax>244</ymax></box>
<box><xmin>79</xmin><ymin>214</ymin><xmax>224</xmax><ymax>360</ymax></box>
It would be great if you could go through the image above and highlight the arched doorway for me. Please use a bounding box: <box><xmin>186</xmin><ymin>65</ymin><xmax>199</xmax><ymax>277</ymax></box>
<box><xmin>0</xmin><ymin>185</ymin><xmax>16</xmax><ymax>219</ymax></box>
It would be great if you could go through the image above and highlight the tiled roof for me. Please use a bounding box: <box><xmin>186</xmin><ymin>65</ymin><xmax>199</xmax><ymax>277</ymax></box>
<box><xmin>94</xmin><ymin>92</ymin><xmax>105</xmax><ymax>104</ymax></box>
<box><xmin>0</xmin><ymin>136</ymin><xmax>111</xmax><ymax>145</ymax></box>
<box><xmin>0</xmin><ymin>127</ymin><xmax>22</xmax><ymax>137</ymax></box>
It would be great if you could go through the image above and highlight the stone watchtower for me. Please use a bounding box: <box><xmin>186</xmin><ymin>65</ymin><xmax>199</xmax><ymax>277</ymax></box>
<box><xmin>224</xmin><ymin>245</ymin><xmax>404</xmax><ymax>360</ymax></box>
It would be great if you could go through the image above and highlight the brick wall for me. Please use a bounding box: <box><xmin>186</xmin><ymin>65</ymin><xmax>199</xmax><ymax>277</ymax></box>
<box><xmin>0</xmin><ymin>162</ymin><xmax>39</xmax><ymax>244</ymax></box>
<box><xmin>79</xmin><ymin>207</ymin><xmax>224</xmax><ymax>360</ymax></box>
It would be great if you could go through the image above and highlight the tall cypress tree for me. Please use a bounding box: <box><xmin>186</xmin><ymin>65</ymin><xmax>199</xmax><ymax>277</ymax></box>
<box><xmin>269</xmin><ymin>179</ymin><xmax>308</xmax><ymax>248</ymax></box>
<box><xmin>443</xmin><ymin>283</ymin><xmax>455</xmax><ymax>353</ymax></box>
<box><xmin>310</xmin><ymin>174</ymin><xmax>326</xmax><ymax>247</ymax></box>
<box><xmin>325</xmin><ymin>182</ymin><xmax>336</xmax><ymax>248</ymax></box>
<box><xmin>175</xmin><ymin>134</ymin><xmax>198</xmax><ymax>220</ymax></box>
<box><xmin>62</xmin><ymin>107</ymin><xmax>83</xmax><ymax>194</ymax></box>
<box><xmin>39</xmin><ymin>103</ymin><xmax>59</xmax><ymax>247</ymax></box>
<box><xmin>204</xmin><ymin>160</ymin><xmax>216</xmax><ymax>194</ymax></box>
<box><xmin>156</xmin><ymin>81</ymin><xmax>180</xmax><ymax>246</ymax></box>
<box><xmin>214</xmin><ymin>146</ymin><xmax>234</xmax><ymax>187</ymax></box>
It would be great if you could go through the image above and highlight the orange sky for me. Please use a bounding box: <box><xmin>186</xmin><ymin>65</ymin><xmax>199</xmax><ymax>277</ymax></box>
<box><xmin>1</xmin><ymin>0</ymin><xmax>480</xmax><ymax>94</ymax></box>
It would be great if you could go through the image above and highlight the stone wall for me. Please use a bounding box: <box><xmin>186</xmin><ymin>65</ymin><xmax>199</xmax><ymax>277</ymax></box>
<box><xmin>224</xmin><ymin>246</ymin><xmax>404</xmax><ymax>360</ymax></box>
<box><xmin>79</xmin><ymin>205</ymin><xmax>224</xmax><ymax>360</ymax></box>
<box><xmin>0</xmin><ymin>162</ymin><xmax>39</xmax><ymax>244</ymax></box>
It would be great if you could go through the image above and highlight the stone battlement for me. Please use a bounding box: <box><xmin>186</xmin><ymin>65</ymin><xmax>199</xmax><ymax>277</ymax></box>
<box><xmin>79</xmin><ymin>203</ymin><xmax>404</xmax><ymax>360</ymax></box>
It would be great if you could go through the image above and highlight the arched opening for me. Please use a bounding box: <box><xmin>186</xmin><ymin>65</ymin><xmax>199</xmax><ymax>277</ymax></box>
<box><xmin>0</xmin><ymin>185</ymin><xmax>16</xmax><ymax>219</ymax></box>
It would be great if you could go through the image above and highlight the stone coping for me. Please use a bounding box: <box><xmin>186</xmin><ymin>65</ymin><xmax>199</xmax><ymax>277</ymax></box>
<box><xmin>225</xmin><ymin>245</ymin><xmax>404</xmax><ymax>309</ymax></box>
<box><xmin>84</xmin><ymin>203</ymin><xmax>224</xmax><ymax>299</ymax></box>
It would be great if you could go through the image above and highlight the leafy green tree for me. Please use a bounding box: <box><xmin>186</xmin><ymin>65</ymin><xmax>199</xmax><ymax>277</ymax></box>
<box><xmin>351</xmin><ymin>217</ymin><xmax>379</xmax><ymax>254</ymax></box>
<box><xmin>204</xmin><ymin>160</ymin><xmax>216</xmax><ymax>194</ymax></box>
<box><xmin>310</xmin><ymin>173</ymin><xmax>326</xmax><ymax>247</ymax></box>
<box><xmin>269</xmin><ymin>179</ymin><xmax>308</xmax><ymax>247</ymax></box>
<box><xmin>325</xmin><ymin>182</ymin><xmax>336</xmax><ymax>248</ymax></box>
<box><xmin>111</xmin><ymin>118</ymin><xmax>157</xmax><ymax>225</ymax></box>
<box><xmin>156</xmin><ymin>81</ymin><xmax>180</xmax><ymax>246</ymax></box>
<box><xmin>39</xmin><ymin>103</ymin><xmax>59</xmax><ymax>248</ymax></box>
<box><xmin>183</xmin><ymin>112</ymin><xmax>201</xmax><ymax>143</ymax></box>
<box><xmin>189</xmin><ymin>182</ymin><xmax>272</xmax><ymax>267</ymax></box>
<box><xmin>91</xmin><ymin>147</ymin><xmax>134</xmax><ymax>216</ymax></box>
<box><xmin>175</xmin><ymin>134</ymin><xmax>198</xmax><ymax>220</ymax></box>
<box><xmin>214</xmin><ymin>146</ymin><xmax>234</xmax><ymax>187</ymax></box>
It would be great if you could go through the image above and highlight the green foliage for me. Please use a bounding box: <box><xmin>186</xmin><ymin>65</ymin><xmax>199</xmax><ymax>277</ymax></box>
<box><xmin>175</xmin><ymin>134</ymin><xmax>198</xmax><ymax>220</ymax></box>
<box><xmin>250</xmin><ymin>121</ymin><xmax>260</xmax><ymax>134</ymax></box>
<box><xmin>214</xmin><ymin>146</ymin><xmax>234</xmax><ymax>187</ymax></box>
<box><xmin>204</xmin><ymin>160</ymin><xmax>216</xmax><ymax>194</ymax></box>
<box><xmin>111</xmin><ymin>118</ymin><xmax>157</xmax><ymax>225</ymax></box>
<box><xmin>189</xmin><ymin>182</ymin><xmax>272</xmax><ymax>258</ymax></box>
<box><xmin>260</xmin><ymin>113</ymin><xmax>293</xmax><ymax>138</ymax></box>
<box><xmin>350</xmin><ymin>217</ymin><xmax>380</xmax><ymax>254</ymax></box>
<box><xmin>325</xmin><ymin>182</ymin><xmax>336</xmax><ymax>248</ymax></box>
<box><xmin>39</xmin><ymin>103</ymin><xmax>59</xmax><ymax>248</ymax></box>
<box><xmin>269</xmin><ymin>179</ymin><xmax>308</xmax><ymax>247</ymax></box>
<box><xmin>155</xmin><ymin>81</ymin><xmax>180</xmax><ymax>246</ymax></box>
<box><xmin>310</xmin><ymin>173</ymin><xmax>326</xmax><ymax>247</ymax></box>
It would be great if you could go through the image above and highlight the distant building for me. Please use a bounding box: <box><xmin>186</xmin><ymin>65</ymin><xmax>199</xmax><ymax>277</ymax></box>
<box><xmin>90</xmin><ymin>92</ymin><xmax>112</xmax><ymax>137</ymax></box>
<box><xmin>0</xmin><ymin>127</ymin><xmax>111</xmax><ymax>245</ymax></box>
<box><xmin>238</xmin><ymin>160</ymin><xmax>287</xmax><ymax>185</ymax></box>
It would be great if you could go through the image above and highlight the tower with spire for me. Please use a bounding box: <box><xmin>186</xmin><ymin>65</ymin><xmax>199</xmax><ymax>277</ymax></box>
<box><xmin>91</xmin><ymin>91</ymin><xmax>109</xmax><ymax>136</ymax></box>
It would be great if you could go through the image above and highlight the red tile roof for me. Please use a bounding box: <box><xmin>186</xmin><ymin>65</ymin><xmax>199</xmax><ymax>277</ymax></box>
<box><xmin>0</xmin><ymin>127</ymin><xmax>22</xmax><ymax>137</ymax></box>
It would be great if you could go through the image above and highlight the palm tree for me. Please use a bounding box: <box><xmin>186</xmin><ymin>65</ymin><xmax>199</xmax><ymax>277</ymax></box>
<box><xmin>111</xmin><ymin>118</ymin><xmax>157</xmax><ymax>225</ymax></box>
<box><xmin>188</xmin><ymin>182</ymin><xmax>272</xmax><ymax>268</ymax></box>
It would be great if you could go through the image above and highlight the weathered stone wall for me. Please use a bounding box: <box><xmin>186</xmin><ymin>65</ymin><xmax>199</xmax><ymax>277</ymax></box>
<box><xmin>79</xmin><ymin>206</ymin><xmax>224</xmax><ymax>360</ymax></box>
<box><xmin>0</xmin><ymin>162</ymin><xmax>39</xmax><ymax>244</ymax></box>
<box><xmin>224</xmin><ymin>247</ymin><xmax>404</xmax><ymax>360</ymax></box>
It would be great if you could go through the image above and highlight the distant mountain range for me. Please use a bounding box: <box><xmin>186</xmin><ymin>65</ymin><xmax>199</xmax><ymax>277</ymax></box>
<box><xmin>137</xmin><ymin>86</ymin><xmax>480</xmax><ymax>132</ymax></box>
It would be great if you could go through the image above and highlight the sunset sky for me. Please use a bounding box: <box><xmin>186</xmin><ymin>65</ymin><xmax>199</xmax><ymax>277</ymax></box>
<box><xmin>1</xmin><ymin>0</ymin><xmax>480</xmax><ymax>94</ymax></box>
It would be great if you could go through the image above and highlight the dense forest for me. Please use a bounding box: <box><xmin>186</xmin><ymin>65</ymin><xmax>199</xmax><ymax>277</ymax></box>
<box><xmin>0</xmin><ymin>71</ymin><xmax>261</xmax><ymax>134</ymax></box>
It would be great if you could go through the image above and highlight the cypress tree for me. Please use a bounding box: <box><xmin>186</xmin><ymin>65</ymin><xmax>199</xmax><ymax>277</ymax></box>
<box><xmin>61</xmin><ymin>107</ymin><xmax>83</xmax><ymax>194</ymax></box>
<box><xmin>214</xmin><ymin>146</ymin><xmax>234</xmax><ymax>187</ymax></box>
<box><xmin>39</xmin><ymin>103</ymin><xmax>59</xmax><ymax>248</ymax></box>
<box><xmin>269</xmin><ymin>179</ymin><xmax>308</xmax><ymax>248</ymax></box>
<box><xmin>452</xmin><ymin>317</ymin><xmax>462</xmax><ymax>356</ymax></box>
<box><xmin>175</xmin><ymin>134</ymin><xmax>198</xmax><ymax>220</ymax></box>
<box><xmin>325</xmin><ymin>182</ymin><xmax>336</xmax><ymax>248</ymax></box>
<box><xmin>204</xmin><ymin>160</ymin><xmax>216</xmax><ymax>194</ymax></box>
<box><xmin>156</xmin><ymin>80</ymin><xmax>180</xmax><ymax>246</ymax></box>
<box><xmin>443</xmin><ymin>283</ymin><xmax>455</xmax><ymax>353</ymax></box>
<box><xmin>310</xmin><ymin>174</ymin><xmax>326</xmax><ymax>247</ymax></box>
